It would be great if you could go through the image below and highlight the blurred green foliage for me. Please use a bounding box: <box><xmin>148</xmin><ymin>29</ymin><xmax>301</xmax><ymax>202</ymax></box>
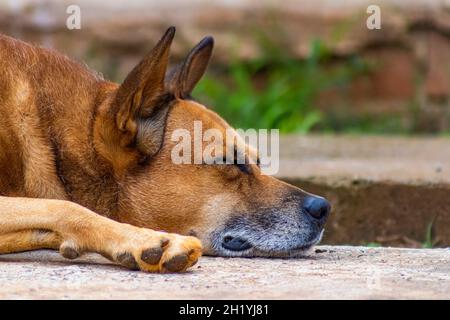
<box><xmin>422</xmin><ymin>219</ymin><xmax>439</xmax><ymax>249</ymax></box>
<box><xmin>321</xmin><ymin>112</ymin><xmax>411</xmax><ymax>135</ymax></box>
<box><xmin>365</xmin><ymin>242</ymin><xmax>382</xmax><ymax>248</ymax></box>
<box><xmin>193</xmin><ymin>38</ymin><xmax>369</xmax><ymax>133</ymax></box>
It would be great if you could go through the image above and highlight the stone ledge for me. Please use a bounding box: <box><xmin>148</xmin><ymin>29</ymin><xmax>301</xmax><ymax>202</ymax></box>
<box><xmin>277</xmin><ymin>135</ymin><xmax>450</xmax><ymax>186</ymax></box>
<box><xmin>276</xmin><ymin>135</ymin><xmax>450</xmax><ymax>246</ymax></box>
<box><xmin>0</xmin><ymin>246</ymin><xmax>448</xmax><ymax>299</ymax></box>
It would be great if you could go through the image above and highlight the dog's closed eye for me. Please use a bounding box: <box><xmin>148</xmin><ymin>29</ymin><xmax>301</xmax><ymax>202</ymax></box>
<box><xmin>221</xmin><ymin>156</ymin><xmax>251</xmax><ymax>174</ymax></box>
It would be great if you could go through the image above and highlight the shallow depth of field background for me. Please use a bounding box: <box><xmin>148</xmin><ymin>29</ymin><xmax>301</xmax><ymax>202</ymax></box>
<box><xmin>0</xmin><ymin>0</ymin><xmax>449</xmax><ymax>248</ymax></box>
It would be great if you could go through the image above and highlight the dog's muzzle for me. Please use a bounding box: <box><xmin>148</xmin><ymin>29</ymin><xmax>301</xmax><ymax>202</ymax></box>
<box><xmin>209</xmin><ymin>196</ymin><xmax>331</xmax><ymax>257</ymax></box>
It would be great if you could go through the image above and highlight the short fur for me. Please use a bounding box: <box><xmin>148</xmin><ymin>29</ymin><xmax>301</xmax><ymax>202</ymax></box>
<box><xmin>0</xmin><ymin>27</ymin><xmax>328</xmax><ymax>272</ymax></box>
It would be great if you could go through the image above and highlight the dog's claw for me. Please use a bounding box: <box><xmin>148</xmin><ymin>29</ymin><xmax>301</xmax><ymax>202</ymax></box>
<box><xmin>117</xmin><ymin>252</ymin><xmax>139</xmax><ymax>270</ymax></box>
<box><xmin>59</xmin><ymin>240</ymin><xmax>80</xmax><ymax>260</ymax></box>
<box><xmin>162</xmin><ymin>254</ymin><xmax>189</xmax><ymax>272</ymax></box>
<box><xmin>60</xmin><ymin>246</ymin><xmax>80</xmax><ymax>260</ymax></box>
<box><xmin>141</xmin><ymin>247</ymin><xmax>164</xmax><ymax>265</ymax></box>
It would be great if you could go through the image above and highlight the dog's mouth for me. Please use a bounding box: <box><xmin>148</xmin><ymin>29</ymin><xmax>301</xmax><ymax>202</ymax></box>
<box><xmin>218</xmin><ymin>229</ymin><xmax>324</xmax><ymax>257</ymax></box>
<box><xmin>222</xmin><ymin>235</ymin><xmax>252</xmax><ymax>251</ymax></box>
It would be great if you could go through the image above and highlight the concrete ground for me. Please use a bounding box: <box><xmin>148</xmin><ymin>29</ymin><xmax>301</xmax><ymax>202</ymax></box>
<box><xmin>0</xmin><ymin>246</ymin><xmax>449</xmax><ymax>299</ymax></box>
<box><xmin>0</xmin><ymin>136</ymin><xmax>449</xmax><ymax>299</ymax></box>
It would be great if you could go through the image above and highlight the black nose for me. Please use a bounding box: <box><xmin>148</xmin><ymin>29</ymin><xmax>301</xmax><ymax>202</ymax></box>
<box><xmin>302</xmin><ymin>196</ymin><xmax>331</xmax><ymax>221</ymax></box>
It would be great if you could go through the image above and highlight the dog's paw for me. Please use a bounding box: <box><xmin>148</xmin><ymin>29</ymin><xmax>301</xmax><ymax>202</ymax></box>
<box><xmin>57</xmin><ymin>222</ymin><xmax>202</xmax><ymax>273</ymax></box>
<box><xmin>113</xmin><ymin>230</ymin><xmax>202</xmax><ymax>273</ymax></box>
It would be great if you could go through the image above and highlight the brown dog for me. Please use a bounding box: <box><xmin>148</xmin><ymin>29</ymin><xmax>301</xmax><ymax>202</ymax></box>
<box><xmin>0</xmin><ymin>27</ymin><xmax>330</xmax><ymax>272</ymax></box>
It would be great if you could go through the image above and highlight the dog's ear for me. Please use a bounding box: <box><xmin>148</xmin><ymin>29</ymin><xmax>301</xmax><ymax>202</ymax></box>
<box><xmin>112</xmin><ymin>27</ymin><xmax>175</xmax><ymax>157</ymax></box>
<box><xmin>167</xmin><ymin>36</ymin><xmax>214</xmax><ymax>98</ymax></box>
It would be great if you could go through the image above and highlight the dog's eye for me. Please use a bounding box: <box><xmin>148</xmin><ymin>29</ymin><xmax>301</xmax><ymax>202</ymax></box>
<box><xmin>236</xmin><ymin>163</ymin><xmax>251</xmax><ymax>174</ymax></box>
<box><xmin>222</xmin><ymin>157</ymin><xmax>251</xmax><ymax>174</ymax></box>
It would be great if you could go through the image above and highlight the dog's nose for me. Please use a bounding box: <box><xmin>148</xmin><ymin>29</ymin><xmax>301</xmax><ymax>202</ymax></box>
<box><xmin>302</xmin><ymin>196</ymin><xmax>331</xmax><ymax>221</ymax></box>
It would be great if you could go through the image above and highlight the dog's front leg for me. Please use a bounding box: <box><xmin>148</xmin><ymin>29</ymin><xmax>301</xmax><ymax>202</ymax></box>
<box><xmin>0</xmin><ymin>229</ymin><xmax>62</xmax><ymax>253</ymax></box>
<box><xmin>0</xmin><ymin>196</ymin><xmax>202</xmax><ymax>272</ymax></box>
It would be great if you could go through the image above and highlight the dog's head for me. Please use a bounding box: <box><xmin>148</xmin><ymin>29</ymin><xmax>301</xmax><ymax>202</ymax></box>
<box><xmin>94</xmin><ymin>27</ymin><xmax>330</xmax><ymax>257</ymax></box>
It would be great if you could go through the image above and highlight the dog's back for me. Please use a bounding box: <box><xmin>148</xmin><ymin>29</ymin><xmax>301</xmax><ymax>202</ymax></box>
<box><xmin>0</xmin><ymin>35</ymin><xmax>102</xmax><ymax>199</ymax></box>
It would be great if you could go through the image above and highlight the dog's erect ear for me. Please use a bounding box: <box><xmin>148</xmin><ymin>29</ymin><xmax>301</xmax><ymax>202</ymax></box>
<box><xmin>115</xmin><ymin>26</ymin><xmax>174</xmax><ymax>129</ymax></box>
<box><xmin>112</xmin><ymin>27</ymin><xmax>175</xmax><ymax>157</ymax></box>
<box><xmin>167</xmin><ymin>36</ymin><xmax>214</xmax><ymax>98</ymax></box>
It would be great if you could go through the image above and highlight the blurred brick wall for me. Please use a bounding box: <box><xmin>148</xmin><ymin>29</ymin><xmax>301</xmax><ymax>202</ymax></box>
<box><xmin>0</xmin><ymin>0</ymin><xmax>449</xmax><ymax>131</ymax></box>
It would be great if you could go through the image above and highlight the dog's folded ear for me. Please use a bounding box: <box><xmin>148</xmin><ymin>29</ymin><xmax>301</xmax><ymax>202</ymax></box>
<box><xmin>166</xmin><ymin>36</ymin><xmax>214</xmax><ymax>98</ymax></box>
<box><xmin>111</xmin><ymin>27</ymin><xmax>175</xmax><ymax>158</ymax></box>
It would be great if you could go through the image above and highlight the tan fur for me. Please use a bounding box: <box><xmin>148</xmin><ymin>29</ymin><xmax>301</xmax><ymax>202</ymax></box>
<box><xmin>0</xmin><ymin>29</ymin><xmax>317</xmax><ymax>272</ymax></box>
<box><xmin>0</xmin><ymin>33</ymin><xmax>202</xmax><ymax>272</ymax></box>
